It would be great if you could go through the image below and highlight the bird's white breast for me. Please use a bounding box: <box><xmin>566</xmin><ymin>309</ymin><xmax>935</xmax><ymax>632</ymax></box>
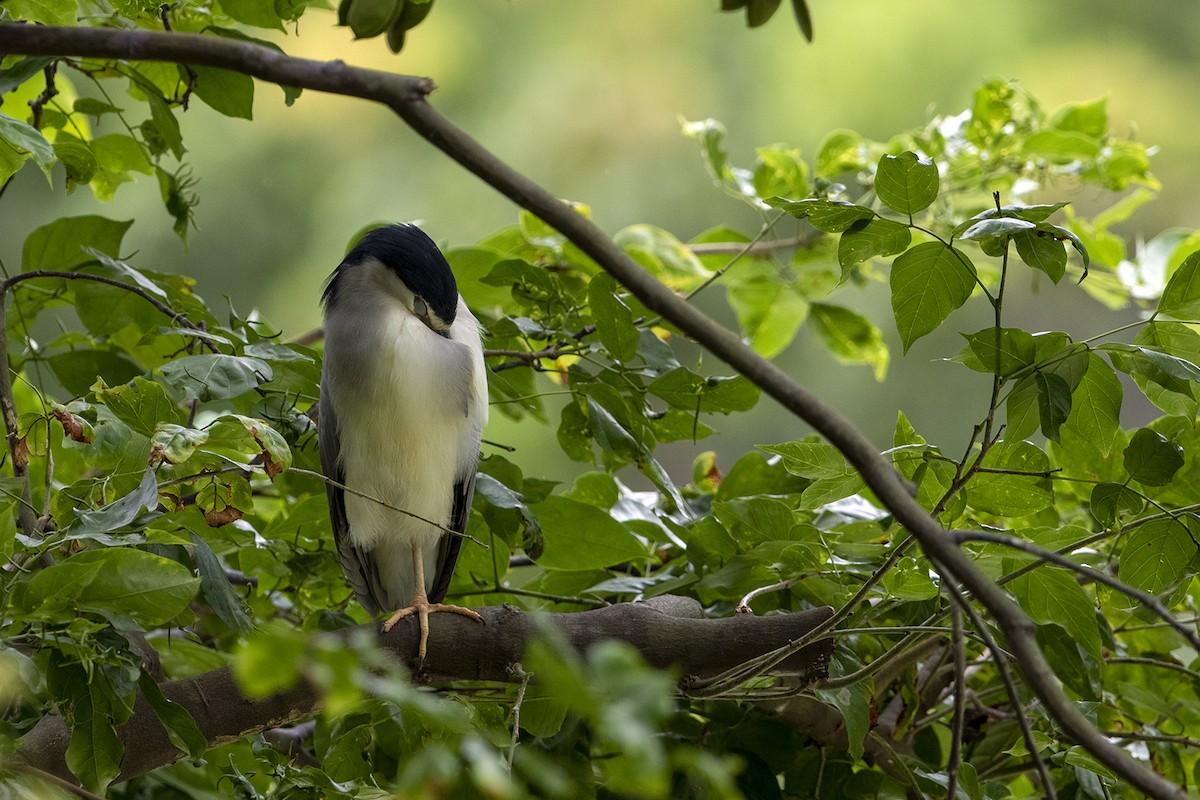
<box><xmin>323</xmin><ymin>266</ymin><xmax>486</xmax><ymax>557</ymax></box>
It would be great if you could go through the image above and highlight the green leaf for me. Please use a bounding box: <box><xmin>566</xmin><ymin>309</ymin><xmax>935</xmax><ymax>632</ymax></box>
<box><xmin>752</xmin><ymin>144</ymin><xmax>809</xmax><ymax>201</ymax></box>
<box><xmin>1035</xmin><ymin>372</ymin><xmax>1072</xmax><ymax>441</ymax></box>
<box><xmin>809</xmin><ymin>303</ymin><xmax>888</xmax><ymax>380</ymax></box>
<box><xmin>191</xmin><ymin>532</ymin><xmax>255</xmax><ymax>635</ymax></box>
<box><xmin>615</xmin><ymin>224</ymin><xmax>711</xmax><ymax>289</ymax></box>
<box><xmin>890</xmin><ymin>242</ymin><xmax>976</xmax><ymax>352</ymax></box>
<box><xmin>0</xmin><ymin>57</ymin><xmax>54</xmax><ymax>95</ymax></box>
<box><xmin>1024</xmin><ymin>129</ymin><xmax>1101</xmax><ymax>161</ymax></box>
<box><xmin>1089</xmin><ymin>482</ymin><xmax>1144</xmax><ymax>528</ymax></box>
<box><xmin>188</xmin><ymin>65</ymin><xmax>255</xmax><ymax>120</ymax></box>
<box><xmin>589</xmin><ymin>274</ymin><xmax>638</xmax><ymax>363</ymax></box>
<box><xmin>959</xmin><ymin>217</ymin><xmax>1035</xmax><ymax>241</ymax></box>
<box><xmin>814</xmin><ymin>129</ymin><xmax>864</xmax><ymax>178</ymax></box>
<box><xmin>94</xmin><ymin>377</ymin><xmax>185</xmax><ymax>436</ymax></box>
<box><xmin>874</xmin><ymin>151</ymin><xmax>939</xmax><ymax>215</ymax></box>
<box><xmin>974</xmin><ymin>202</ymin><xmax>1069</xmax><ymax>224</ymax></box>
<box><xmin>65</xmin><ymin>690</ymin><xmax>123</xmax><ymax>794</ymax></box>
<box><xmin>2</xmin><ymin>0</ymin><xmax>75</xmax><ymax>24</ymax></box>
<box><xmin>65</xmin><ymin>466</ymin><xmax>160</xmax><ymax>540</ymax></box>
<box><xmin>1118</xmin><ymin>517</ymin><xmax>1197</xmax><ymax>594</ymax></box>
<box><xmin>963</xmin><ymin>327</ymin><xmax>1035</xmax><ymax>377</ymax></box>
<box><xmin>17</xmin><ymin>548</ymin><xmax>199</xmax><ymax>626</ymax></box>
<box><xmin>1009</xmin><ymin>567</ymin><xmax>1102</xmax><ymax>661</ymax></box>
<box><xmin>218</xmin><ymin>0</ymin><xmax>286</xmax><ymax>29</ymax></box>
<box><xmin>765</xmin><ymin>197</ymin><xmax>874</xmax><ymax>233</ymax></box>
<box><xmin>681</xmin><ymin>118</ymin><xmax>730</xmax><ymax>185</ymax></box>
<box><xmin>54</xmin><ymin>137</ymin><xmax>97</xmax><ymax>188</ymax></box>
<box><xmin>648</xmin><ymin>368</ymin><xmax>759</xmax><ymax>414</ymax></box>
<box><xmin>234</xmin><ymin>624</ymin><xmax>306</xmax><ymax>698</ymax></box>
<box><xmin>815</xmin><ymin>683</ymin><xmax>870</xmax><ymax>760</ymax></box>
<box><xmin>159</xmin><ymin>355</ymin><xmax>272</xmax><ymax>401</ymax></box>
<box><xmin>1158</xmin><ymin>251</ymin><xmax>1200</xmax><ymax>319</ymax></box>
<box><xmin>967</xmin><ymin>441</ymin><xmax>1053</xmax><ymax>516</ymax></box>
<box><xmin>531</xmin><ymin>496</ymin><xmax>646</xmax><ymax>570</ymax></box>
<box><xmin>138</xmin><ymin>671</ymin><xmax>207</xmax><ymax>759</ymax></box>
<box><xmin>204</xmin><ymin>414</ymin><xmax>294</xmax><ymax>476</ymax></box>
<box><xmin>837</xmin><ymin>217</ymin><xmax>911</xmax><ymax>270</ymax></box>
<box><xmin>726</xmin><ymin>274</ymin><xmax>809</xmax><ymax>358</ymax></box>
<box><xmin>345</xmin><ymin>0</ymin><xmax>403</xmax><ymax>38</ymax></box>
<box><xmin>759</xmin><ymin>441</ymin><xmax>845</xmax><ymax>479</ymax></box>
<box><xmin>49</xmin><ymin>350</ymin><xmax>144</xmax><ymax>397</ymax></box>
<box><xmin>1013</xmin><ymin>230</ymin><xmax>1068</xmax><ymax>282</ymax></box>
<box><xmin>1051</xmin><ymin>97</ymin><xmax>1108</xmax><ymax>138</ymax></box>
<box><xmin>1004</xmin><ymin>376</ymin><xmax>1040</xmax><ymax>443</ymax></box>
<box><xmin>0</xmin><ymin>112</ymin><xmax>54</xmax><ymax>183</ymax></box>
<box><xmin>22</xmin><ymin>215</ymin><xmax>134</xmax><ymax>271</ymax></box>
<box><xmin>1123</xmin><ymin>428</ymin><xmax>1184</xmax><ymax>487</ymax></box>
<box><xmin>126</xmin><ymin>69</ymin><xmax>184</xmax><ymax>160</ymax></box>
<box><xmin>1062</xmin><ymin>354</ymin><xmax>1122</xmax><ymax>457</ymax></box>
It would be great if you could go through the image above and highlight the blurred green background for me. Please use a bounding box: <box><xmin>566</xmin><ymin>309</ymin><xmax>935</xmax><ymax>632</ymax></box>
<box><xmin>4</xmin><ymin>1</ymin><xmax>1198</xmax><ymax>483</ymax></box>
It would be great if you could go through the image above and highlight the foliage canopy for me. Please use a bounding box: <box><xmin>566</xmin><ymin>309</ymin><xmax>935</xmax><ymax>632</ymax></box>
<box><xmin>1</xmin><ymin>3</ymin><xmax>1199</xmax><ymax>800</ymax></box>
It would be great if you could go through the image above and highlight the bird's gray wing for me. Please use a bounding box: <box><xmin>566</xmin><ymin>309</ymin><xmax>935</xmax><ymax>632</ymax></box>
<box><xmin>427</xmin><ymin>464</ymin><xmax>476</xmax><ymax>604</ymax></box>
<box><xmin>318</xmin><ymin>387</ymin><xmax>386</xmax><ymax>616</ymax></box>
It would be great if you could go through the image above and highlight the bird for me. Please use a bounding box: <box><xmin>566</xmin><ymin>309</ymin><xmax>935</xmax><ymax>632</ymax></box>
<box><xmin>318</xmin><ymin>223</ymin><xmax>488</xmax><ymax>660</ymax></box>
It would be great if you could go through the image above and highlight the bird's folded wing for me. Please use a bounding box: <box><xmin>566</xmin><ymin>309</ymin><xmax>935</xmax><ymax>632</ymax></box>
<box><xmin>318</xmin><ymin>392</ymin><xmax>387</xmax><ymax>615</ymax></box>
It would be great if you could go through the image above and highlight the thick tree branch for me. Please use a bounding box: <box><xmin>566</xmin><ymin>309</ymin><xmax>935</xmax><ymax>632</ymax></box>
<box><xmin>0</xmin><ymin>25</ymin><xmax>1187</xmax><ymax>797</ymax></box>
<box><xmin>14</xmin><ymin>598</ymin><xmax>834</xmax><ymax>785</ymax></box>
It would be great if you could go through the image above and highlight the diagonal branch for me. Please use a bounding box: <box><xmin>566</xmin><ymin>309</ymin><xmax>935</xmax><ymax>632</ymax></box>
<box><xmin>0</xmin><ymin>24</ymin><xmax>1187</xmax><ymax>798</ymax></box>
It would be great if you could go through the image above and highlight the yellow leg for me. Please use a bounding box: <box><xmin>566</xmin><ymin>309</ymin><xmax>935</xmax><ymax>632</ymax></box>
<box><xmin>381</xmin><ymin>542</ymin><xmax>483</xmax><ymax>659</ymax></box>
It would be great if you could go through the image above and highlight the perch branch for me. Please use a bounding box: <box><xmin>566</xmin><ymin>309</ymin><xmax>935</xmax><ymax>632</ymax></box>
<box><xmin>13</xmin><ymin>597</ymin><xmax>833</xmax><ymax>785</ymax></box>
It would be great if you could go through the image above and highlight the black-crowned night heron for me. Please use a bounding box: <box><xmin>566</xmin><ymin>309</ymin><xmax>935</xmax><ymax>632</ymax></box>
<box><xmin>319</xmin><ymin>223</ymin><xmax>487</xmax><ymax>658</ymax></box>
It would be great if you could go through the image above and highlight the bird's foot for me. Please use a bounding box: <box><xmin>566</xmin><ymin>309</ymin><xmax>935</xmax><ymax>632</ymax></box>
<box><xmin>381</xmin><ymin>602</ymin><xmax>484</xmax><ymax>660</ymax></box>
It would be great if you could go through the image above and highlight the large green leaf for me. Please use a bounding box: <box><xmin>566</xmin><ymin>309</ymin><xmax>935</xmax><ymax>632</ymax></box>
<box><xmin>17</xmin><ymin>548</ymin><xmax>200</xmax><ymax>625</ymax></box>
<box><xmin>648</xmin><ymin>368</ymin><xmax>759</xmax><ymax>414</ymax></box>
<box><xmin>0</xmin><ymin>111</ymin><xmax>55</xmax><ymax>182</ymax></box>
<box><xmin>22</xmin><ymin>215</ymin><xmax>133</xmax><ymax>271</ymax></box>
<box><xmin>765</xmin><ymin>197</ymin><xmax>875</xmax><ymax>232</ymax></box>
<box><xmin>160</xmin><ymin>355</ymin><xmax>273</xmax><ymax>401</ymax></box>
<box><xmin>187</xmin><ymin>65</ymin><xmax>255</xmax><ymax>120</ymax></box>
<box><xmin>65</xmin><ymin>466</ymin><xmax>160</xmax><ymax>540</ymax></box>
<box><xmin>1009</xmin><ymin>566</ymin><xmax>1102</xmax><ymax>661</ymax></box>
<box><xmin>967</xmin><ymin>441</ymin><xmax>1054</xmax><ymax>516</ymax></box>
<box><xmin>809</xmin><ymin>303</ymin><xmax>888</xmax><ymax>380</ymax></box>
<box><xmin>589</xmin><ymin>273</ymin><xmax>639</xmax><ymax>363</ymax></box>
<box><xmin>837</xmin><ymin>217</ymin><xmax>911</xmax><ymax>269</ymax></box>
<box><xmin>65</xmin><ymin>686</ymin><xmax>124</xmax><ymax>794</ymax></box>
<box><xmin>1123</xmin><ymin>428</ymin><xmax>1184</xmax><ymax>487</ymax></box>
<box><xmin>889</xmin><ymin>242</ymin><xmax>976</xmax><ymax>352</ymax></box>
<box><xmin>726</xmin><ymin>274</ymin><xmax>809</xmax><ymax>358</ymax></box>
<box><xmin>874</xmin><ymin>151</ymin><xmax>939</xmax><ymax>215</ymax></box>
<box><xmin>94</xmin><ymin>377</ymin><xmax>184</xmax><ymax>436</ymax></box>
<box><xmin>531</xmin><ymin>496</ymin><xmax>647</xmax><ymax>570</ymax></box>
<box><xmin>1062</xmin><ymin>354</ymin><xmax>1122</xmax><ymax>457</ymax></box>
<box><xmin>1118</xmin><ymin>518</ymin><xmax>1197</xmax><ymax>595</ymax></box>
<box><xmin>1158</xmin><ymin>251</ymin><xmax>1200</xmax><ymax>319</ymax></box>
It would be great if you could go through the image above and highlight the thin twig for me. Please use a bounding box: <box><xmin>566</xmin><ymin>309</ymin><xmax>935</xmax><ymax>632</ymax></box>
<box><xmin>946</xmin><ymin>600</ymin><xmax>966</xmax><ymax>800</ymax></box>
<box><xmin>951</xmin><ymin>587</ymin><xmax>1057</xmax><ymax>800</ymax></box>
<box><xmin>288</xmin><ymin>467</ymin><xmax>488</xmax><ymax>548</ymax></box>
<box><xmin>505</xmin><ymin>663</ymin><xmax>531</xmax><ymax>771</ymax></box>
<box><xmin>954</xmin><ymin>529</ymin><xmax>1200</xmax><ymax>652</ymax></box>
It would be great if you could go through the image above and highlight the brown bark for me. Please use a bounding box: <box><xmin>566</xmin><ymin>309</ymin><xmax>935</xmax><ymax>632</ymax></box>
<box><xmin>15</xmin><ymin>597</ymin><xmax>834</xmax><ymax>786</ymax></box>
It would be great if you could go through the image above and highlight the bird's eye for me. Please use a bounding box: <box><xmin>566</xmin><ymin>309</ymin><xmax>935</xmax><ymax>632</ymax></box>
<box><xmin>413</xmin><ymin>296</ymin><xmax>428</xmax><ymax>317</ymax></box>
